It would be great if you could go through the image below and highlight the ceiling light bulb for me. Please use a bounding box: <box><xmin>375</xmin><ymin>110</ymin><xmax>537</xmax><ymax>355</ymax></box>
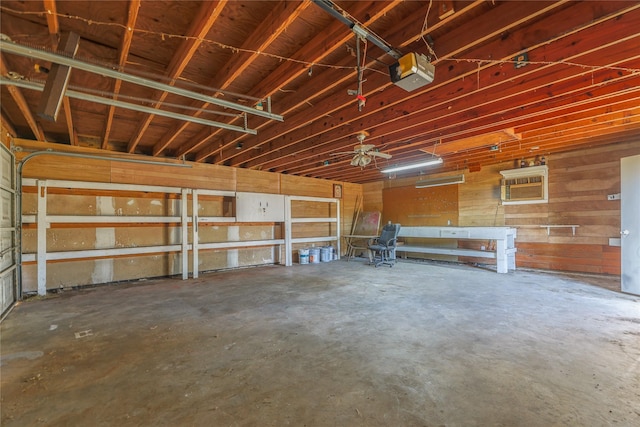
<box><xmin>380</xmin><ymin>157</ymin><xmax>442</xmax><ymax>173</ymax></box>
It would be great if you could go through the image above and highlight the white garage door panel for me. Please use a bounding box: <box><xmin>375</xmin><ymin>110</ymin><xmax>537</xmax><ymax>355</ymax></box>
<box><xmin>1</xmin><ymin>190</ymin><xmax>13</xmax><ymax>227</ymax></box>
<box><xmin>0</xmin><ymin>144</ymin><xmax>16</xmax><ymax>318</ymax></box>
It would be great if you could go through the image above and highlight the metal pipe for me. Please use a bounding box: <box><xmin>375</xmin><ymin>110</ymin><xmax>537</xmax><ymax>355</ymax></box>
<box><xmin>311</xmin><ymin>0</ymin><xmax>402</xmax><ymax>59</ymax></box>
<box><xmin>0</xmin><ymin>77</ymin><xmax>258</xmax><ymax>135</ymax></box>
<box><xmin>2</xmin><ymin>77</ymin><xmax>256</xmax><ymax>135</ymax></box>
<box><xmin>0</xmin><ymin>39</ymin><xmax>284</xmax><ymax>122</ymax></box>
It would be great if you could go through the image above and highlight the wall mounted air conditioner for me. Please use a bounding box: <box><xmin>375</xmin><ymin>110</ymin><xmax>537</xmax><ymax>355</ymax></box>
<box><xmin>499</xmin><ymin>165</ymin><xmax>548</xmax><ymax>204</ymax></box>
<box><xmin>415</xmin><ymin>174</ymin><xmax>465</xmax><ymax>188</ymax></box>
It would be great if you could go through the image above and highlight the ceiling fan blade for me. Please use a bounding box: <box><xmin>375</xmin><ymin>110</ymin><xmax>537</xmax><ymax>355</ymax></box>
<box><xmin>370</xmin><ymin>152</ymin><xmax>392</xmax><ymax>159</ymax></box>
<box><xmin>354</xmin><ymin>144</ymin><xmax>376</xmax><ymax>152</ymax></box>
<box><xmin>331</xmin><ymin>151</ymin><xmax>357</xmax><ymax>156</ymax></box>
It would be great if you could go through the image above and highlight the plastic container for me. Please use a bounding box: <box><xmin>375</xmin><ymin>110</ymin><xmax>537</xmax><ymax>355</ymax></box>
<box><xmin>309</xmin><ymin>247</ymin><xmax>321</xmax><ymax>264</ymax></box>
<box><xmin>299</xmin><ymin>248</ymin><xmax>310</xmax><ymax>264</ymax></box>
<box><xmin>321</xmin><ymin>246</ymin><xmax>333</xmax><ymax>262</ymax></box>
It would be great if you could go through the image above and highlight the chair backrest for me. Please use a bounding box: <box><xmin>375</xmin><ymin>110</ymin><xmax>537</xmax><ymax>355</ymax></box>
<box><xmin>379</xmin><ymin>223</ymin><xmax>401</xmax><ymax>246</ymax></box>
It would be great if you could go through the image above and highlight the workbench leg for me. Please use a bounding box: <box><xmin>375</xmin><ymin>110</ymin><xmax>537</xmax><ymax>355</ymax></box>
<box><xmin>496</xmin><ymin>239</ymin><xmax>507</xmax><ymax>273</ymax></box>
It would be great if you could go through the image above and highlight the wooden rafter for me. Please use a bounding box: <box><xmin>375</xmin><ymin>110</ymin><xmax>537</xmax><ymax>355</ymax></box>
<box><xmin>156</xmin><ymin>0</ymin><xmax>312</xmax><ymax>158</ymax></box>
<box><xmin>214</xmin><ymin>0</ymin><xmax>543</xmax><ymax>167</ymax></box>
<box><xmin>42</xmin><ymin>0</ymin><xmax>77</xmax><ymax>145</ymax></box>
<box><xmin>224</xmin><ymin>1</ymin><xmax>635</xmax><ymax>173</ymax></box>
<box><xmin>1</xmin><ymin>0</ymin><xmax>637</xmax><ymax>184</ymax></box>
<box><xmin>189</xmin><ymin>0</ymin><xmax>410</xmax><ymax>162</ymax></box>
<box><xmin>126</xmin><ymin>0</ymin><xmax>227</xmax><ymax>154</ymax></box>
<box><xmin>0</xmin><ymin>53</ymin><xmax>45</xmax><ymax>141</ymax></box>
<box><xmin>195</xmin><ymin>0</ymin><xmax>484</xmax><ymax>164</ymax></box>
<box><xmin>102</xmin><ymin>0</ymin><xmax>141</xmax><ymax>149</ymax></box>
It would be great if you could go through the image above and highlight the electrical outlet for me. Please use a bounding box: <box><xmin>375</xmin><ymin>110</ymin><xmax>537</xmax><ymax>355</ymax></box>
<box><xmin>607</xmin><ymin>193</ymin><xmax>621</xmax><ymax>200</ymax></box>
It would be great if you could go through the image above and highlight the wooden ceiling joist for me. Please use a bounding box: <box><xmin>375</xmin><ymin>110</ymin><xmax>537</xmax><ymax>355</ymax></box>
<box><xmin>102</xmin><ymin>0</ymin><xmax>141</xmax><ymax>149</ymax></box>
<box><xmin>126</xmin><ymin>0</ymin><xmax>226</xmax><ymax>154</ymax></box>
<box><xmin>0</xmin><ymin>0</ymin><xmax>637</xmax><ymax>183</ymax></box>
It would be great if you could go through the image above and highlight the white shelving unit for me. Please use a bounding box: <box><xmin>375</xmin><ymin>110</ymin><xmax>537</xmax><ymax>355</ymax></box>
<box><xmin>284</xmin><ymin>195</ymin><xmax>341</xmax><ymax>266</ymax></box>
<box><xmin>21</xmin><ymin>179</ymin><xmax>340</xmax><ymax>295</ymax></box>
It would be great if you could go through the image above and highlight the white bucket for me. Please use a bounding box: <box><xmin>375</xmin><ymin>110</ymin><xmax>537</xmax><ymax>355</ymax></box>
<box><xmin>309</xmin><ymin>247</ymin><xmax>321</xmax><ymax>264</ymax></box>
<box><xmin>299</xmin><ymin>248</ymin><xmax>310</xmax><ymax>264</ymax></box>
<box><xmin>321</xmin><ymin>246</ymin><xmax>333</xmax><ymax>262</ymax></box>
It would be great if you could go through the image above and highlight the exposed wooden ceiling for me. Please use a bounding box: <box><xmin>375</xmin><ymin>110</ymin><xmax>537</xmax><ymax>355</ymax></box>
<box><xmin>1</xmin><ymin>1</ymin><xmax>639</xmax><ymax>183</ymax></box>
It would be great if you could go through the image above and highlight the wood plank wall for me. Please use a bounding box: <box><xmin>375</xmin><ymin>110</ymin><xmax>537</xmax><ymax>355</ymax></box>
<box><xmin>510</xmin><ymin>141</ymin><xmax>639</xmax><ymax>275</ymax></box>
<box><xmin>363</xmin><ymin>140</ymin><xmax>640</xmax><ymax>278</ymax></box>
<box><xmin>11</xmin><ymin>139</ymin><xmax>362</xmax><ymax>291</ymax></box>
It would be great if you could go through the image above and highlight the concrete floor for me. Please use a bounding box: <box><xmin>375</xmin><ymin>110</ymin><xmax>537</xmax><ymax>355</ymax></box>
<box><xmin>1</xmin><ymin>259</ymin><xmax>639</xmax><ymax>426</ymax></box>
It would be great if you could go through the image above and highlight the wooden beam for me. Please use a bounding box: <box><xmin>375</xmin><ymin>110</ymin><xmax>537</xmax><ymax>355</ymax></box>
<box><xmin>193</xmin><ymin>0</ymin><xmax>490</xmax><ymax>163</ymax></box>
<box><xmin>127</xmin><ymin>0</ymin><xmax>227</xmax><ymax>154</ymax></box>
<box><xmin>42</xmin><ymin>0</ymin><xmax>59</xmax><ymax>39</ymax></box>
<box><xmin>37</xmin><ymin>31</ymin><xmax>80</xmax><ymax>122</ymax></box>
<box><xmin>102</xmin><ymin>0</ymin><xmax>141</xmax><ymax>149</ymax></box>
<box><xmin>0</xmin><ymin>53</ymin><xmax>45</xmax><ymax>141</ymax></box>
<box><xmin>42</xmin><ymin>0</ymin><xmax>76</xmax><ymax>145</ymax></box>
<box><xmin>1</xmin><ymin>111</ymin><xmax>18</xmax><ymax>138</ymax></box>
<box><xmin>225</xmin><ymin>1</ymin><xmax>571</xmax><ymax>169</ymax></box>
<box><xmin>184</xmin><ymin>0</ymin><xmax>414</xmax><ymax>160</ymax></box>
<box><xmin>236</xmin><ymin>2</ymin><xmax>638</xmax><ymax>173</ymax></box>
<box><xmin>157</xmin><ymin>0</ymin><xmax>312</xmax><ymax>157</ymax></box>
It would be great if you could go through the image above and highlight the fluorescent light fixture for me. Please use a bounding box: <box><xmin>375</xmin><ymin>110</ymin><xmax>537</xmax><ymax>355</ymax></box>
<box><xmin>381</xmin><ymin>157</ymin><xmax>443</xmax><ymax>173</ymax></box>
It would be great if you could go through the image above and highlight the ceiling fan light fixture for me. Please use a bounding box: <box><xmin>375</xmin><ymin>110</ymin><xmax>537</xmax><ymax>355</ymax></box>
<box><xmin>358</xmin><ymin>155</ymin><xmax>372</xmax><ymax>167</ymax></box>
<box><xmin>381</xmin><ymin>157</ymin><xmax>443</xmax><ymax>173</ymax></box>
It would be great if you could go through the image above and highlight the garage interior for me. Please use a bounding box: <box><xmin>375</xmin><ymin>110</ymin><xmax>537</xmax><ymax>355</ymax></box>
<box><xmin>1</xmin><ymin>1</ymin><xmax>639</xmax><ymax>425</ymax></box>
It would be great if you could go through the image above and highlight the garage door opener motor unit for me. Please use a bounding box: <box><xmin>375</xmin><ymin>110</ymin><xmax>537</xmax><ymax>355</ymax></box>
<box><xmin>389</xmin><ymin>52</ymin><xmax>435</xmax><ymax>92</ymax></box>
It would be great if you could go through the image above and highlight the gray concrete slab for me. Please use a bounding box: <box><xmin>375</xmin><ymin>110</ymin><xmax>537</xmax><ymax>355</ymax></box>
<box><xmin>1</xmin><ymin>259</ymin><xmax>639</xmax><ymax>426</ymax></box>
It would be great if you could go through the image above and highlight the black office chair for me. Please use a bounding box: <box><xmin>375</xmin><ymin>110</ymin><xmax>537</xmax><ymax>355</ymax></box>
<box><xmin>368</xmin><ymin>223</ymin><xmax>401</xmax><ymax>267</ymax></box>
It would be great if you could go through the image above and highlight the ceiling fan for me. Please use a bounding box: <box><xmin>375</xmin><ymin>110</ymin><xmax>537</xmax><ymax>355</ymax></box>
<box><xmin>331</xmin><ymin>131</ymin><xmax>392</xmax><ymax>168</ymax></box>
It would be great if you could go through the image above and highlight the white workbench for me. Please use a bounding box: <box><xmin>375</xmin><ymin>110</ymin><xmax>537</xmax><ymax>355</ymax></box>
<box><xmin>395</xmin><ymin>226</ymin><xmax>517</xmax><ymax>273</ymax></box>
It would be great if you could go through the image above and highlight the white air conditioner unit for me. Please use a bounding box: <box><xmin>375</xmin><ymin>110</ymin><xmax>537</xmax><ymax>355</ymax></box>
<box><xmin>415</xmin><ymin>174</ymin><xmax>465</xmax><ymax>188</ymax></box>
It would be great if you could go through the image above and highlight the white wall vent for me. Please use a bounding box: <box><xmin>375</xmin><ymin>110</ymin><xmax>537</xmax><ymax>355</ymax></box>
<box><xmin>415</xmin><ymin>174</ymin><xmax>465</xmax><ymax>188</ymax></box>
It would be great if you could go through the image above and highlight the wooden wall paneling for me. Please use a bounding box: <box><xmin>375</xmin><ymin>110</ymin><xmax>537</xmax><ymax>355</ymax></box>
<box><xmin>290</xmin><ymin>199</ymin><xmax>336</xmax><ymax>218</ymax></box>
<box><xmin>281</xmin><ymin>174</ymin><xmax>333</xmax><ymax>198</ymax></box>
<box><xmin>360</xmin><ymin>141</ymin><xmax>634</xmax><ymax>279</ymax></box>
<box><xmin>291</xmin><ymin>222</ymin><xmax>333</xmax><ymax>239</ymax></box>
<box><xmin>236</xmin><ymin>168</ymin><xmax>280</xmax><ymax>194</ymax></box>
<box><xmin>362</xmin><ymin>181</ymin><xmax>383</xmax><ymax>212</ymax></box>
<box><xmin>549</xmin><ymin>140</ymin><xmax>640</xmax><ymax>167</ymax></box>
<box><xmin>114</xmin><ymin>225</ymin><xmax>180</xmax><ymax>247</ymax></box>
<box><xmin>602</xmin><ymin>245</ymin><xmax>622</xmax><ymax>275</ymax></box>
<box><xmin>341</xmin><ymin>181</ymin><xmax>362</xmax><ymax>239</ymax></box>
<box><xmin>112</xmin><ymin>254</ymin><xmax>175</xmax><ymax>282</ymax></box>
<box><xmin>196</xmin><ymin>195</ymin><xmax>232</xmax><ymax>217</ymax></box>
<box><xmin>382</xmin><ymin>184</ymin><xmax>458</xmax><ymax>226</ymax></box>
<box><xmin>196</xmin><ymin>250</ymin><xmax>229</xmax><ymax>272</ymax></box>
<box><xmin>515</xmin><ymin>242</ymin><xmax>612</xmax><ymax>274</ymax></box>
<box><xmin>237</xmin><ymin>247</ymin><xmax>278</xmax><ymax>266</ymax></box>
<box><xmin>111</xmin><ymin>162</ymin><xmax>235</xmax><ymax>191</ymax></box>
<box><xmin>504</xmin><ymin>141</ymin><xmax>638</xmax><ymax>275</ymax></box>
<box><xmin>381</xmin><ymin>183</ymin><xmax>459</xmax><ymax>262</ymax></box>
<box><xmin>20</xmin><ymin>253</ymin><xmax>181</xmax><ymax>292</ymax></box>
<box><xmin>20</xmin><ymin>154</ymin><xmax>111</xmax><ymax>182</ymax></box>
<box><xmin>14</xmin><ymin>140</ymin><xmax>354</xmax><ymax>291</ymax></box>
<box><xmin>459</xmin><ymin>164</ymin><xmax>504</xmax><ymax>227</ymax></box>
